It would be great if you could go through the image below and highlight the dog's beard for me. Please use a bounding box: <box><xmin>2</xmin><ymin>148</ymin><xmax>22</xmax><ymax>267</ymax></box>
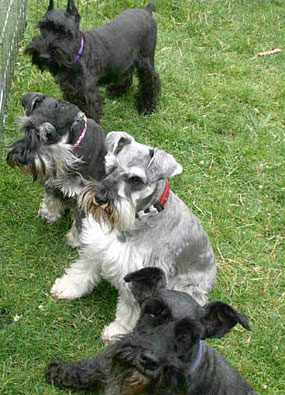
<box><xmin>8</xmin><ymin>121</ymin><xmax>81</xmax><ymax>181</ymax></box>
<box><xmin>80</xmin><ymin>186</ymin><xmax>136</xmax><ymax>232</ymax></box>
<box><xmin>25</xmin><ymin>34</ymin><xmax>79</xmax><ymax>73</ymax></box>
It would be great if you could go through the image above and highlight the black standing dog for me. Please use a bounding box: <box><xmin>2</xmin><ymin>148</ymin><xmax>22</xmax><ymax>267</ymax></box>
<box><xmin>45</xmin><ymin>268</ymin><xmax>256</xmax><ymax>394</ymax></box>
<box><xmin>25</xmin><ymin>0</ymin><xmax>161</xmax><ymax>123</ymax></box>
<box><xmin>7</xmin><ymin>92</ymin><xmax>106</xmax><ymax>248</ymax></box>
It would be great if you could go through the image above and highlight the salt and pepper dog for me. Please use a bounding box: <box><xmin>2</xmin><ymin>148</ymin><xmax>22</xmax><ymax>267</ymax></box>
<box><xmin>25</xmin><ymin>0</ymin><xmax>161</xmax><ymax>123</ymax></box>
<box><xmin>7</xmin><ymin>92</ymin><xmax>106</xmax><ymax>247</ymax></box>
<box><xmin>50</xmin><ymin>131</ymin><xmax>216</xmax><ymax>343</ymax></box>
<box><xmin>45</xmin><ymin>268</ymin><xmax>255</xmax><ymax>394</ymax></box>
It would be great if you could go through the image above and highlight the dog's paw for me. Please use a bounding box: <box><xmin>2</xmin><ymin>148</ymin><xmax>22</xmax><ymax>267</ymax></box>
<box><xmin>101</xmin><ymin>321</ymin><xmax>129</xmax><ymax>345</ymax></box>
<box><xmin>38</xmin><ymin>202</ymin><xmax>62</xmax><ymax>223</ymax></box>
<box><xmin>45</xmin><ymin>360</ymin><xmax>64</xmax><ymax>384</ymax></box>
<box><xmin>65</xmin><ymin>228</ymin><xmax>80</xmax><ymax>249</ymax></box>
<box><xmin>50</xmin><ymin>276</ymin><xmax>92</xmax><ymax>299</ymax></box>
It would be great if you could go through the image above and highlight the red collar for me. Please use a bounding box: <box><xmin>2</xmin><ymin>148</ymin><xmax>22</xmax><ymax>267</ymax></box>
<box><xmin>135</xmin><ymin>180</ymin><xmax>170</xmax><ymax>219</ymax></box>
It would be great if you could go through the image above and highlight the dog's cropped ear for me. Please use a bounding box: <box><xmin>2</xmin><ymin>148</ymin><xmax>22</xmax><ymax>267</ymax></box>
<box><xmin>47</xmin><ymin>0</ymin><xmax>54</xmax><ymax>11</ymax></box>
<box><xmin>201</xmin><ymin>301</ymin><xmax>251</xmax><ymax>339</ymax></box>
<box><xmin>124</xmin><ymin>267</ymin><xmax>167</xmax><ymax>304</ymax></box>
<box><xmin>105</xmin><ymin>132</ymin><xmax>134</xmax><ymax>155</ymax></box>
<box><xmin>21</xmin><ymin>92</ymin><xmax>45</xmax><ymax>116</ymax></box>
<box><xmin>146</xmin><ymin>148</ymin><xmax>183</xmax><ymax>184</ymax></box>
<box><xmin>66</xmin><ymin>0</ymin><xmax>80</xmax><ymax>21</ymax></box>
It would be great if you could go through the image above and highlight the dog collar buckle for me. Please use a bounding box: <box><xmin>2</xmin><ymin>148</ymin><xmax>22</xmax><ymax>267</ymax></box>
<box><xmin>135</xmin><ymin>180</ymin><xmax>170</xmax><ymax>220</ymax></box>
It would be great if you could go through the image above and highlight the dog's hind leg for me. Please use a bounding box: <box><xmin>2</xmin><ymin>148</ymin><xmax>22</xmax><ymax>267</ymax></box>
<box><xmin>106</xmin><ymin>67</ymin><xmax>134</xmax><ymax>98</ymax></box>
<box><xmin>38</xmin><ymin>187</ymin><xmax>65</xmax><ymax>223</ymax></box>
<box><xmin>135</xmin><ymin>55</ymin><xmax>161</xmax><ymax>115</ymax></box>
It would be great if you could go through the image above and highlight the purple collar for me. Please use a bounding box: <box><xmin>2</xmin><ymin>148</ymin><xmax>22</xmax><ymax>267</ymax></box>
<box><xmin>187</xmin><ymin>341</ymin><xmax>203</xmax><ymax>373</ymax></box>
<box><xmin>73</xmin><ymin>36</ymin><xmax>84</xmax><ymax>64</ymax></box>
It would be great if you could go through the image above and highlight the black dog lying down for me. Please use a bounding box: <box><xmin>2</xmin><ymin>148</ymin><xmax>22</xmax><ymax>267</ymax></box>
<box><xmin>45</xmin><ymin>268</ymin><xmax>256</xmax><ymax>394</ymax></box>
<box><xmin>25</xmin><ymin>0</ymin><xmax>161</xmax><ymax>123</ymax></box>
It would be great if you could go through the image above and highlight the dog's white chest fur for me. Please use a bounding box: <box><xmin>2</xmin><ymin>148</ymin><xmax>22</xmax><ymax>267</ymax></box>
<box><xmin>81</xmin><ymin>216</ymin><xmax>150</xmax><ymax>288</ymax></box>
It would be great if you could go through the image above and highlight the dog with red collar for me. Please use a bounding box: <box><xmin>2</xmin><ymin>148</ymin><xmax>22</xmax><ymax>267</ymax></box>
<box><xmin>50</xmin><ymin>131</ymin><xmax>217</xmax><ymax>344</ymax></box>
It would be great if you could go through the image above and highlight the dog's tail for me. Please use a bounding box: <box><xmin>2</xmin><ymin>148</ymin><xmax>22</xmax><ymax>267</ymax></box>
<box><xmin>145</xmin><ymin>2</ymin><xmax>155</xmax><ymax>14</ymax></box>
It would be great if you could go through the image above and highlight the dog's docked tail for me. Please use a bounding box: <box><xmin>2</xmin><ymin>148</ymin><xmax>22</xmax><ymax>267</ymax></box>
<box><xmin>145</xmin><ymin>2</ymin><xmax>155</xmax><ymax>13</ymax></box>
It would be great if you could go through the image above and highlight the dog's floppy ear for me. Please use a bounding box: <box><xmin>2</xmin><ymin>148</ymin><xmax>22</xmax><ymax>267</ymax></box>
<box><xmin>47</xmin><ymin>0</ymin><xmax>54</xmax><ymax>11</ymax></box>
<box><xmin>201</xmin><ymin>301</ymin><xmax>251</xmax><ymax>339</ymax></box>
<box><xmin>105</xmin><ymin>131</ymin><xmax>134</xmax><ymax>155</ymax></box>
<box><xmin>21</xmin><ymin>92</ymin><xmax>45</xmax><ymax>116</ymax></box>
<box><xmin>146</xmin><ymin>148</ymin><xmax>183</xmax><ymax>184</ymax></box>
<box><xmin>124</xmin><ymin>267</ymin><xmax>167</xmax><ymax>304</ymax></box>
<box><xmin>66</xmin><ymin>0</ymin><xmax>80</xmax><ymax>21</ymax></box>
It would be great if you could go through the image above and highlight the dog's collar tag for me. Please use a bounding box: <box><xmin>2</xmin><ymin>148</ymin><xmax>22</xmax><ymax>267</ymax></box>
<box><xmin>187</xmin><ymin>341</ymin><xmax>203</xmax><ymax>373</ymax></box>
<box><xmin>135</xmin><ymin>180</ymin><xmax>170</xmax><ymax>219</ymax></box>
<box><xmin>71</xmin><ymin>112</ymin><xmax>88</xmax><ymax>150</ymax></box>
<box><xmin>73</xmin><ymin>36</ymin><xmax>84</xmax><ymax>63</ymax></box>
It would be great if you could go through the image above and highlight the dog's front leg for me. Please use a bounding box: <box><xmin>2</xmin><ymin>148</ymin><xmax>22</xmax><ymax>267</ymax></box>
<box><xmin>45</xmin><ymin>350</ymin><xmax>111</xmax><ymax>392</ymax></box>
<box><xmin>38</xmin><ymin>187</ymin><xmax>64</xmax><ymax>223</ymax></box>
<box><xmin>50</xmin><ymin>253</ymin><xmax>101</xmax><ymax>299</ymax></box>
<box><xmin>101</xmin><ymin>289</ymin><xmax>139</xmax><ymax>344</ymax></box>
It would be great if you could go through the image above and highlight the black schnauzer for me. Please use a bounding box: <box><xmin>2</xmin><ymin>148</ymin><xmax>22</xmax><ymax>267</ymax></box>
<box><xmin>25</xmin><ymin>0</ymin><xmax>161</xmax><ymax>123</ymax></box>
<box><xmin>7</xmin><ymin>92</ymin><xmax>106</xmax><ymax>248</ymax></box>
<box><xmin>45</xmin><ymin>268</ymin><xmax>256</xmax><ymax>394</ymax></box>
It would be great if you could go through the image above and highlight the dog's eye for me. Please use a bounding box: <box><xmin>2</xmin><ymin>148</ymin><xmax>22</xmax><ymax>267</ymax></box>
<box><xmin>148</xmin><ymin>314</ymin><xmax>156</xmax><ymax>321</ymax></box>
<box><xmin>128</xmin><ymin>176</ymin><xmax>143</xmax><ymax>185</ymax></box>
<box><xmin>45</xmin><ymin>132</ymin><xmax>53</xmax><ymax>142</ymax></box>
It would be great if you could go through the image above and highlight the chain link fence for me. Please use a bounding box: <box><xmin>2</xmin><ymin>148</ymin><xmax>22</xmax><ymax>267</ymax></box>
<box><xmin>0</xmin><ymin>0</ymin><xmax>28</xmax><ymax>133</ymax></box>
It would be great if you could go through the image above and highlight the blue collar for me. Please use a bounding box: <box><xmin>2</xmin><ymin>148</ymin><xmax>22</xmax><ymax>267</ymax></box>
<box><xmin>74</xmin><ymin>36</ymin><xmax>84</xmax><ymax>63</ymax></box>
<box><xmin>187</xmin><ymin>341</ymin><xmax>203</xmax><ymax>373</ymax></box>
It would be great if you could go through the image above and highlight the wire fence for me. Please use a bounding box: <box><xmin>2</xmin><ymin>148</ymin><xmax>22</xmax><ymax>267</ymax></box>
<box><xmin>0</xmin><ymin>0</ymin><xmax>28</xmax><ymax>133</ymax></box>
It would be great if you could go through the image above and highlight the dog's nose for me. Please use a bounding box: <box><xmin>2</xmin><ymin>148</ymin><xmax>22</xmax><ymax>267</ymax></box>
<box><xmin>39</xmin><ymin>53</ymin><xmax>51</xmax><ymax>62</ymax></box>
<box><xmin>95</xmin><ymin>193</ymin><xmax>108</xmax><ymax>206</ymax></box>
<box><xmin>140</xmin><ymin>352</ymin><xmax>158</xmax><ymax>371</ymax></box>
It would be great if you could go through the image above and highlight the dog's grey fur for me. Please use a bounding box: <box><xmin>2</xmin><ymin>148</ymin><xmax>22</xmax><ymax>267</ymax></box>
<box><xmin>25</xmin><ymin>0</ymin><xmax>161</xmax><ymax>123</ymax></box>
<box><xmin>45</xmin><ymin>268</ymin><xmax>255</xmax><ymax>394</ymax></box>
<box><xmin>50</xmin><ymin>132</ymin><xmax>216</xmax><ymax>343</ymax></box>
<box><xmin>7</xmin><ymin>92</ymin><xmax>106</xmax><ymax>247</ymax></box>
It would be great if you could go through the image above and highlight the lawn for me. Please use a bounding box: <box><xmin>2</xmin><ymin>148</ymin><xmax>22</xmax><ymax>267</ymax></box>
<box><xmin>0</xmin><ymin>0</ymin><xmax>284</xmax><ymax>393</ymax></box>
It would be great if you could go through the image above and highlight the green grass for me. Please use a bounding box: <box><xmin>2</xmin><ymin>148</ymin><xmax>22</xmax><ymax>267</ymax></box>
<box><xmin>1</xmin><ymin>0</ymin><xmax>284</xmax><ymax>393</ymax></box>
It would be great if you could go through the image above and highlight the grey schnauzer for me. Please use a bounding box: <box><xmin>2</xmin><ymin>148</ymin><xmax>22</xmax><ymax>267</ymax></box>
<box><xmin>45</xmin><ymin>268</ymin><xmax>255</xmax><ymax>394</ymax></box>
<box><xmin>7</xmin><ymin>92</ymin><xmax>106</xmax><ymax>248</ymax></box>
<box><xmin>50</xmin><ymin>131</ymin><xmax>216</xmax><ymax>343</ymax></box>
<box><xmin>25</xmin><ymin>0</ymin><xmax>161</xmax><ymax>123</ymax></box>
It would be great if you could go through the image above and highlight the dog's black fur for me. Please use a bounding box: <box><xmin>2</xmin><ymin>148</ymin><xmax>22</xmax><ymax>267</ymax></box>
<box><xmin>7</xmin><ymin>92</ymin><xmax>106</xmax><ymax>247</ymax></box>
<box><xmin>45</xmin><ymin>268</ymin><xmax>255</xmax><ymax>394</ymax></box>
<box><xmin>25</xmin><ymin>0</ymin><xmax>161</xmax><ymax>123</ymax></box>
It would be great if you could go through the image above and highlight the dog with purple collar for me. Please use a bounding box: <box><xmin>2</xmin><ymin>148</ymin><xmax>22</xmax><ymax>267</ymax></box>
<box><xmin>25</xmin><ymin>0</ymin><xmax>161</xmax><ymax>123</ymax></box>
<box><xmin>45</xmin><ymin>268</ymin><xmax>256</xmax><ymax>394</ymax></box>
<box><xmin>7</xmin><ymin>92</ymin><xmax>106</xmax><ymax>248</ymax></box>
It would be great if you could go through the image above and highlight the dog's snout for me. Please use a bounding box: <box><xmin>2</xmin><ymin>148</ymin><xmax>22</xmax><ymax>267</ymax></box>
<box><xmin>95</xmin><ymin>193</ymin><xmax>108</xmax><ymax>206</ymax></box>
<box><xmin>140</xmin><ymin>352</ymin><xmax>158</xmax><ymax>371</ymax></box>
<box><xmin>39</xmin><ymin>53</ymin><xmax>51</xmax><ymax>62</ymax></box>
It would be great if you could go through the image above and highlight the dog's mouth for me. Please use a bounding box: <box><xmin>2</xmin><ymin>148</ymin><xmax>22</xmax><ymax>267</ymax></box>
<box><xmin>121</xmin><ymin>370</ymin><xmax>150</xmax><ymax>395</ymax></box>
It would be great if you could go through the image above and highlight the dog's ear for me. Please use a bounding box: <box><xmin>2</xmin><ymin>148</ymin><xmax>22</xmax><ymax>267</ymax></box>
<box><xmin>66</xmin><ymin>0</ymin><xmax>80</xmax><ymax>21</ymax></box>
<box><xmin>47</xmin><ymin>0</ymin><xmax>54</xmax><ymax>11</ymax></box>
<box><xmin>21</xmin><ymin>92</ymin><xmax>45</xmax><ymax>116</ymax></box>
<box><xmin>124</xmin><ymin>267</ymin><xmax>166</xmax><ymax>304</ymax></box>
<box><xmin>201</xmin><ymin>301</ymin><xmax>251</xmax><ymax>339</ymax></box>
<box><xmin>105</xmin><ymin>132</ymin><xmax>133</xmax><ymax>155</ymax></box>
<box><xmin>139</xmin><ymin>297</ymin><xmax>173</xmax><ymax>326</ymax></box>
<box><xmin>146</xmin><ymin>148</ymin><xmax>183</xmax><ymax>184</ymax></box>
